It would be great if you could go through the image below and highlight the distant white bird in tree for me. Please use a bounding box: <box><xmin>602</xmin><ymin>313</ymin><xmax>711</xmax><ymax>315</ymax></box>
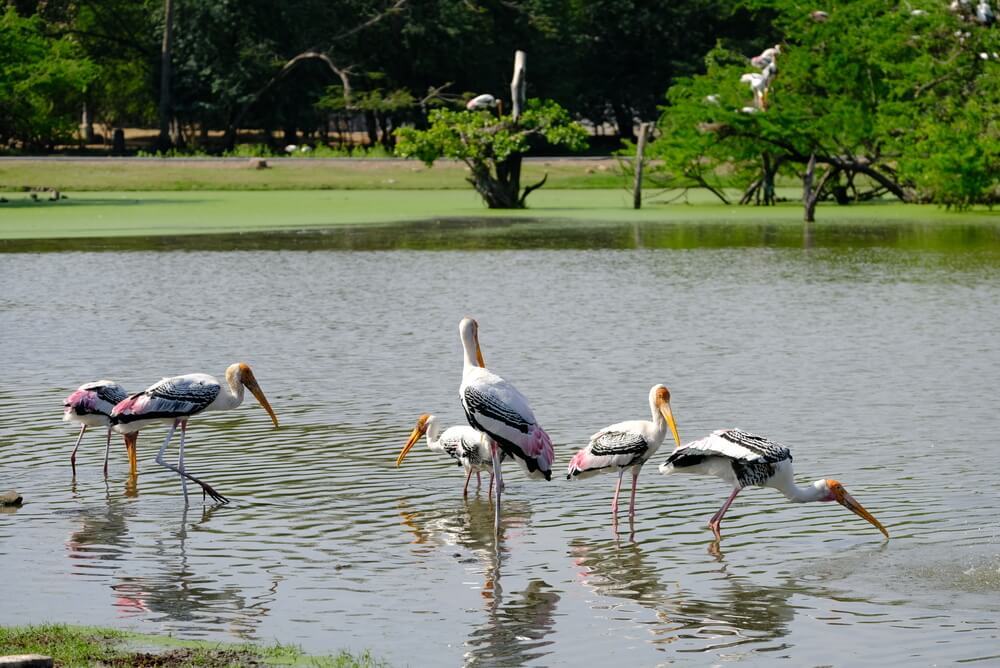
<box><xmin>751</xmin><ymin>45</ymin><xmax>781</xmax><ymax>70</ymax></box>
<box><xmin>466</xmin><ymin>94</ymin><xmax>498</xmax><ymax>110</ymax></box>
<box><xmin>63</xmin><ymin>380</ymin><xmax>137</xmax><ymax>477</ymax></box>
<box><xmin>396</xmin><ymin>413</ymin><xmax>496</xmax><ymax>496</ymax></box>
<box><xmin>810</xmin><ymin>10</ymin><xmax>829</xmax><ymax>22</ymax></box>
<box><xmin>111</xmin><ymin>362</ymin><xmax>279</xmax><ymax>504</ymax></box>
<box><xmin>284</xmin><ymin>144</ymin><xmax>297</xmax><ymax>154</ymax></box>
<box><xmin>976</xmin><ymin>0</ymin><xmax>995</xmax><ymax>25</ymax></box>
<box><xmin>740</xmin><ymin>73</ymin><xmax>768</xmax><ymax>109</ymax></box>
<box><xmin>566</xmin><ymin>385</ymin><xmax>681</xmax><ymax>528</ymax></box>
<box><xmin>659</xmin><ymin>428</ymin><xmax>889</xmax><ymax>541</ymax></box>
<box><xmin>705</xmin><ymin>94</ymin><xmax>720</xmax><ymax>105</ymax></box>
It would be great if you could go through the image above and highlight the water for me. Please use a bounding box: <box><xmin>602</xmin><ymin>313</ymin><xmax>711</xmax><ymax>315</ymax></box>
<box><xmin>2</xmin><ymin>219</ymin><xmax>999</xmax><ymax>665</ymax></box>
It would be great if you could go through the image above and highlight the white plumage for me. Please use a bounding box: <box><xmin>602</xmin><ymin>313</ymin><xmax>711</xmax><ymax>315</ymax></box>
<box><xmin>396</xmin><ymin>413</ymin><xmax>495</xmax><ymax>495</ymax></box>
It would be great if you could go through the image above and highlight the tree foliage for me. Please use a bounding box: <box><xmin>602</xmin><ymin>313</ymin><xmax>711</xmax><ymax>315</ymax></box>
<box><xmin>396</xmin><ymin>99</ymin><xmax>588</xmax><ymax>208</ymax></box>
<box><xmin>0</xmin><ymin>8</ymin><xmax>97</xmax><ymax>148</ymax></box>
<box><xmin>649</xmin><ymin>0</ymin><xmax>1000</xmax><ymax>214</ymax></box>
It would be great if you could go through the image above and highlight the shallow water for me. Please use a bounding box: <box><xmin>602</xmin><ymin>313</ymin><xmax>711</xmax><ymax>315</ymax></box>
<box><xmin>2</xmin><ymin>220</ymin><xmax>999</xmax><ymax>665</ymax></box>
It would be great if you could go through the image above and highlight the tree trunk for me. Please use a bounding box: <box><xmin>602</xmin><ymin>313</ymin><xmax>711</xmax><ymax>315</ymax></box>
<box><xmin>510</xmin><ymin>50</ymin><xmax>526</xmax><ymax>122</ymax></box>
<box><xmin>156</xmin><ymin>0</ymin><xmax>175</xmax><ymax>152</ymax></box>
<box><xmin>364</xmin><ymin>110</ymin><xmax>378</xmax><ymax>147</ymax></box>
<box><xmin>80</xmin><ymin>103</ymin><xmax>94</xmax><ymax>144</ymax></box>
<box><xmin>804</xmin><ymin>165</ymin><xmax>838</xmax><ymax>222</ymax></box>
<box><xmin>633</xmin><ymin>122</ymin><xmax>650</xmax><ymax>209</ymax></box>
<box><xmin>613</xmin><ymin>103</ymin><xmax>636</xmax><ymax>143</ymax></box>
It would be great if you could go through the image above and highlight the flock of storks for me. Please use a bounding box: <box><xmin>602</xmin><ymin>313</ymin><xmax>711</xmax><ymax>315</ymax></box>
<box><xmin>64</xmin><ymin>317</ymin><xmax>888</xmax><ymax>543</ymax></box>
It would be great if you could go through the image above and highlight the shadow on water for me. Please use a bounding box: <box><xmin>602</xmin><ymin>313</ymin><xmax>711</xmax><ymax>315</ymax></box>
<box><xmin>3</xmin><ymin>217</ymin><xmax>1000</xmax><ymax>252</ymax></box>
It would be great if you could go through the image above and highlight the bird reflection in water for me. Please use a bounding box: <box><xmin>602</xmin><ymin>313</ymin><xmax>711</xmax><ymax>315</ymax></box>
<box><xmin>570</xmin><ymin>537</ymin><xmax>798</xmax><ymax>657</ymax></box>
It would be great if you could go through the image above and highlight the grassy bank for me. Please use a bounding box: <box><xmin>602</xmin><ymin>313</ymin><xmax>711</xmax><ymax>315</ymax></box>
<box><xmin>0</xmin><ymin>624</ymin><xmax>382</xmax><ymax>667</ymax></box>
<box><xmin>1</xmin><ymin>189</ymin><xmax>996</xmax><ymax>242</ymax></box>
<box><xmin>0</xmin><ymin>157</ymin><xmax>624</xmax><ymax>192</ymax></box>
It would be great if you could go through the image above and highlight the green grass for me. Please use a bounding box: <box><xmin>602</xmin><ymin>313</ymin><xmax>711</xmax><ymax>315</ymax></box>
<box><xmin>0</xmin><ymin>158</ymin><xmax>624</xmax><ymax>192</ymax></box>
<box><xmin>0</xmin><ymin>188</ymin><xmax>996</xmax><ymax>242</ymax></box>
<box><xmin>0</xmin><ymin>624</ymin><xmax>383</xmax><ymax>667</ymax></box>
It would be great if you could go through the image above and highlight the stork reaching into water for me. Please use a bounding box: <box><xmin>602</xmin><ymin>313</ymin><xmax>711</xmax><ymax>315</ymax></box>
<box><xmin>659</xmin><ymin>428</ymin><xmax>889</xmax><ymax>540</ymax></box>
<box><xmin>458</xmin><ymin>318</ymin><xmax>554</xmax><ymax>535</ymax></box>
<box><xmin>567</xmin><ymin>385</ymin><xmax>681</xmax><ymax>529</ymax></box>
<box><xmin>396</xmin><ymin>413</ymin><xmax>496</xmax><ymax>496</ymax></box>
<box><xmin>111</xmin><ymin>362</ymin><xmax>278</xmax><ymax>504</ymax></box>
<box><xmin>63</xmin><ymin>380</ymin><xmax>137</xmax><ymax>477</ymax></box>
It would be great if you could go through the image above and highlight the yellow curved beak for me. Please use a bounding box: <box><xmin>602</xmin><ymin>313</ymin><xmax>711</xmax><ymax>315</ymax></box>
<box><xmin>838</xmin><ymin>490</ymin><xmax>889</xmax><ymax>538</ymax></box>
<box><xmin>660</xmin><ymin>401</ymin><xmax>681</xmax><ymax>449</ymax></box>
<box><xmin>474</xmin><ymin>331</ymin><xmax>486</xmax><ymax>368</ymax></box>
<box><xmin>396</xmin><ymin>426</ymin><xmax>424</xmax><ymax>468</ymax></box>
<box><xmin>243</xmin><ymin>371</ymin><xmax>279</xmax><ymax>428</ymax></box>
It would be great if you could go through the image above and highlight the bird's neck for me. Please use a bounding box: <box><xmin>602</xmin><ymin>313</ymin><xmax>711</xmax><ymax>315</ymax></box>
<box><xmin>648</xmin><ymin>398</ymin><xmax>667</xmax><ymax>437</ymax></box>
<box><xmin>776</xmin><ymin>478</ymin><xmax>827</xmax><ymax>503</ymax></box>
<box><xmin>221</xmin><ymin>366</ymin><xmax>245</xmax><ymax>409</ymax></box>
<box><xmin>425</xmin><ymin>421</ymin><xmax>441</xmax><ymax>446</ymax></box>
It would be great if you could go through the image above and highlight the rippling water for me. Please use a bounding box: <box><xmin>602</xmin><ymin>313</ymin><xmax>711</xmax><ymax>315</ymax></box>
<box><xmin>2</xmin><ymin>220</ymin><xmax>999</xmax><ymax>665</ymax></box>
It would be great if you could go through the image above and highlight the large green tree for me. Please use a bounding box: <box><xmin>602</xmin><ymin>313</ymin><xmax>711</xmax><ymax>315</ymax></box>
<box><xmin>648</xmin><ymin>0</ymin><xmax>1000</xmax><ymax>218</ymax></box>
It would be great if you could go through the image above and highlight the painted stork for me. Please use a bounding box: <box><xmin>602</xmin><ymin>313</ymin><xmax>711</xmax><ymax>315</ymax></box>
<box><xmin>458</xmin><ymin>317</ymin><xmax>555</xmax><ymax>535</ymax></box>
<box><xmin>658</xmin><ymin>428</ymin><xmax>889</xmax><ymax>540</ymax></box>
<box><xmin>751</xmin><ymin>45</ymin><xmax>780</xmax><ymax>70</ymax></box>
<box><xmin>63</xmin><ymin>380</ymin><xmax>138</xmax><ymax>477</ymax></box>
<box><xmin>395</xmin><ymin>413</ymin><xmax>496</xmax><ymax>496</ymax></box>
<box><xmin>466</xmin><ymin>94</ymin><xmax>497</xmax><ymax>110</ymax></box>
<box><xmin>566</xmin><ymin>385</ymin><xmax>681</xmax><ymax>528</ymax></box>
<box><xmin>111</xmin><ymin>362</ymin><xmax>278</xmax><ymax>504</ymax></box>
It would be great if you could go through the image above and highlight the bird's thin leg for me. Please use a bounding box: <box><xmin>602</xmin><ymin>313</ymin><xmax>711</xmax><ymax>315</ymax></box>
<box><xmin>488</xmin><ymin>472</ymin><xmax>494</xmax><ymax>498</ymax></box>
<box><xmin>708</xmin><ymin>487</ymin><xmax>742</xmax><ymax>540</ymax></box>
<box><xmin>177</xmin><ymin>420</ymin><xmax>189</xmax><ymax>503</ymax></box>
<box><xmin>463</xmin><ymin>468</ymin><xmax>473</xmax><ymax>497</ymax></box>
<box><xmin>476</xmin><ymin>471</ymin><xmax>482</xmax><ymax>488</ymax></box>
<box><xmin>611</xmin><ymin>468</ymin><xmax>625</xmax><ymax>527</ymax></box>
<box><xmin>70</xmin><ymin>425</ymin><xmax>87</xmax><ymax>476</ymax></box>
<box><xmin>153</xmin><ymin>420</ymin><xmax>227</xmax><ymax>504</ymax></box>
<box><xmin>491</xmin><ymin>442</ymin><xmax>502</xmax><ymax>536</ymax></box>
<box><xmin>628</xmin><ymin>468</ymin><xmax>640</xmax><ymax>523</ymax></box>
<box><xmin>103</xmin><ymin>426</ymin><xmax>112</xmax><ymax>478</ymax></box>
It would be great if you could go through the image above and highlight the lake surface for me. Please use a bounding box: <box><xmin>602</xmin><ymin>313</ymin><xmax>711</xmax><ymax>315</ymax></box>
<box><xmin>2</xmin><ymin>219</ymin><xmax>999</xmax><ymax>665</ymax></box>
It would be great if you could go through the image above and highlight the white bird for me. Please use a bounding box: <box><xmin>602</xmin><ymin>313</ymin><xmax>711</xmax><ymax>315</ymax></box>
<box><xmin>705</xmin><ymin>94</ymin><xmax>720</xmax><ymax>105</ymax></box>
<box><xmin>63</xmin><ymin>380</ymin><xmax>137</xmax><ymax>477</ymax></box>
<box><xmin>751</xmin><ymin>45</ymin><xmax>781</xmax><ymax>70</ymax></box>
<box><xmin>740</xmin><ymin>73</ymin><xmax>769</xmax><ymax>109</ymax></box>
<box><xmin>739</xmin><ymin>106</ymin><xmax>760</xmax><ymax>114</ymax></box>
<box><xmin>396</xmin><ymin>413</ymin><xmax>496</xmax><ymax>495</ymax></box>
<box><xmin>810</xmin><ymin>10</ymin><xmax>829</xmax><ymax>22</ymax></box>
<box><xmin>659</xmin><ymin>428</ymin><xmax>889</xmax><ymax>541</ymax></box>
<box><xmin>458</xmin><ymin>318</ymin><xmax>555</xmax><ymax>535</ymax></box>
<box><xmin>111</xmin><ymin>362</ymin><xmax>278</xmax><ymax>504</ymax></box>
<box><xmin>976</xmin><ymin>0</ymin><xmax>995</xmax><ymax>25</ymax></box>
<box><xmin>566</xmin><ymin>385</ymin><xmax>681</xmax><ymax>528</ymax></box>
<box><xmin>284</xmin><ymin>144</ymin><xmax>297</xmax><ymax>154</ymax></box>
<box><xmin>466</xmin><ymin>94</ymin><xmax>497</xmax><ymax>110</ymax></box>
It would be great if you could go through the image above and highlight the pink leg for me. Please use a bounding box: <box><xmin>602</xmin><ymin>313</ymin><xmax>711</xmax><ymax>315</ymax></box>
<box><xmin>611</xmin><ymin>469</ymin><xmax>625</xmax><ymax>527</ymax></box>
<box><xmin>708</xmin><ymin>487</ymin><xmax>742</xmax><ymax>540</ymax></box>
<box><xmin>628</xmin><ymin>469</ymin><xmax>640</xmax><ymax>522</ymax></box>
<box><xmin>463</xmin><ymin>468</ymin><xmax>473</xmax><ymax>496</ymax></box>
<box><xmin>476</xmin><ymin>471</ymin><xmax>482</xmax><ymax>488</ymax></box>
<box><xmin>70</xmin><ymin>425</ymin><xmax>87</xmax><ymax>476</ymax></box>
<box><xmin>488</xmin><ymin>472</ymin><xmax>494</xmax><ymax>498</ymax></box>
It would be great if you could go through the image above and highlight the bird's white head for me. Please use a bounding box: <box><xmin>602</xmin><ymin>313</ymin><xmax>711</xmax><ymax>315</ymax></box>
<box><xmin>396</xmin><ymin>413</ymin><xmax>436</xmax><ymax>467</ymax></box>
<box><xmin>459</xmin><ymin>317</ymin><xmax>486</xmax><ymax>368</ymax></box>
<box><xmin>817</xmin><ymin>478</ymin><xmax>889</xmax><ymax>538</ymax></box>
<box><xmin>231</xmin><ymin>362</ymin><xmax>279</xmax><ymax>428</ymax></box>
<box><xmin>650</xmin><ymin>385</ymin><xmax>682</xmax><ymax>449</ymax></box>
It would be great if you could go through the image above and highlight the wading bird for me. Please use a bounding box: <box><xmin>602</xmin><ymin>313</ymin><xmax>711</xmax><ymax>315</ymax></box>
<box><xmin>458</xmin><ymin>317</ymin><xmax>554</xmax><ymax>535</ymax></box>
<box><xmin>566</xmin><ymin>385</ymin><xmax>681</xmax><ymax>528</ymax></box>
<box><xmin>63</xmin><ymin>380</ymin><xmax>138</xmax><ymax>477</ymax></box>
<box><xmin>751</xmin><ymin>45</ymin><xmax>780</xmax><ymax>70</ymax></box>
<box><xmin>396</xmin><ymin>413</ymin><xmax>495</xmax><ymax>496</ymax></box>
<box><xmin>466</xmin><ymin>94</ymin><xmax>497</xmax><ymax>110</ymax></box>
<box><xmin>111</xmin><ymin>362</ymin><xmax>278</xmax><ymax>504</ymax></box>
<box><xmin>658</xmin><ymin>428</ymin><xmax>889</xmax><ymax>540</ymax></box>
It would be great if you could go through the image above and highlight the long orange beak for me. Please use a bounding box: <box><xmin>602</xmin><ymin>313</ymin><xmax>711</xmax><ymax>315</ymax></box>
<box><xmin>242</xmin><ymin>370</ymin><xmax>279</xmax><ymax>427</ymax></box>
<box><xmin>836</xmin><ymin>488</ymin><xmax>889</xmax><ymax>538</ymax></box>
<box><xmin>659</xmin><ymin>401</ymin><xmax>681</xmax><ymax>449</ymax></box>
<box><xmin>396</xmin><ymin>424</ymin><xmax>426</xmax><ymax>467</ymax></box>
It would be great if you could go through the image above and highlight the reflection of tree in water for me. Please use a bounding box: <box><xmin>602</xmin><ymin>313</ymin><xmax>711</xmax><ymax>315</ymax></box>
<box><xmin>68</xmin><ymin>498</ymin><xmax>279</xmax><ymax>639</ymax></box>
<box><xmin>570</xmin><ymin>537</ymin><xmax>797</xmax><ymax>657</ymax></box>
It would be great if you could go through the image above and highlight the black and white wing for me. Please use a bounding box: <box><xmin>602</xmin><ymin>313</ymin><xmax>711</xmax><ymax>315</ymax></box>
<box><xmin>567</xmin><ymin>423</ymin><xmax>650</xmax><ymax>479</ymax></box>
<box><xmin>660</xmin><ymin>428</ymin><xmax>791</xmax><ymax>488</ymax></box>
<box><xmin>112</xmin><ymin>373</ymin><xmax>221</xmax><ymax>426</ymax></box>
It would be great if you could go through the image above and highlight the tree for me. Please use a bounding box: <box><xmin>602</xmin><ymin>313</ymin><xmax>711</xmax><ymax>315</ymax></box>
<box><xmin>396</xmin><ymin>99</ymin><xmax>588</xmax><ymax>208</ymax></box>
<box><xmin>0</xmin><ymin>8</ymin><xmax>97</xmax><ymax>150</ymax></box>
<box><xmin>649</xmin><ymin>0</ymin><xmax>1000</xmax><ymax>219</ymax></box>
